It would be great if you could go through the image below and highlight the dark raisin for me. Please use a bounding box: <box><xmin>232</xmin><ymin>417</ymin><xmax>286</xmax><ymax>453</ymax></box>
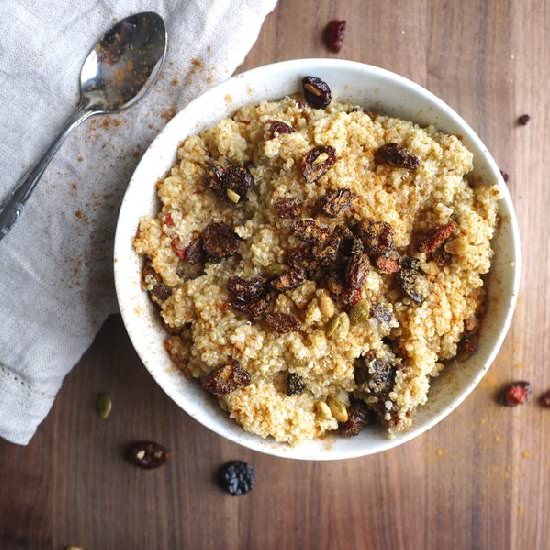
<box><xmin>286</xmin><ymin>373</ymin><xmax>306</xmax><ymax>396</ymax></box>
<box><xmin>265</xmin><ymin>120</ymin><xmax>295</xmax><ymax>140</ymax></box>
<box><xmin>456</xmin><ymin>329</ymin><xmax>478</xmax><ymax>361</ymax></box>
<box><xmin>183</xmin><ymin>232</ymin><xmax>204</xmax><ymax>264</ymax></box>
<box><xmin>371</xmin><ymin>303</ymin><xmax>392</xmax><ymax>324</ymax></box>
<box><xmin>201</xmin><ymin>361</ymin><xmax>251</xmax><ymax>396</ymax></box>
<box><xmin>318</xmin><ymin>188</ymin><xmax>354</xmax><ymax>217</ymax></box>
<box><xmin>224</xmin><ymin>165</ymin><xmax>254</xmax><ymax>202</ymax></box>
<box><xmin>364</xmin><ymin>354</ymin><xmax>396</xmax><ymax>394</ymax></box>
<box><xmin>375</xmin><ymin>143</ymin><xmax>419</xmax><ymax>170</ymax></box>
<box><xmin>287</xmin><ymin>244</ymin><xmax>324</xmax><ymax>281</ymax></box>
<box><xmin>324</xmin><ymin>270</ymin><xmax>346</xmax><ymax>303</ymax></box>
<box><xmin>398</xmin><ymin>256</ymin><xmax>425</xmax><ymax>304</ymax></box>
<box><xmin>375</xmin><ymin>250</ymin><xmax>401</xmax><ymax>274</ymax></box>
<box><xmin>227</xmin><ymin>276</ymin><xmax>268</xmax><ymax>304</ymax></box>
<box><xmin>127</xmin><ymin>441</ymin><xmax>168</xmax><ymax>469</ymax></box>
<box><xmin>323</xmin><ymin>20</ymin><xmax>346</xmax><ymax>53</ymax></box>
<box><xmin>354</xmin><ymin>220</ymin><xmax>394</xmax><ymax>257</ymax></box>
<box><xmin>339</xmin><ymin>400</ymin><xmax>369</xmax><ymax>437</ymax></box>
<box><xmin>353</xmin><ymin>359</ymin><xmax>369</xmax><ymax>385</ymax></box>
<box><xmin>418</xmin><ymin>221</ymin><xmax>457</xmax><ymax>254</ymax></box>
<box><xmin>342</xmin><ymin>252</ymin><xmax>370</xmax><ymax>307</ymax></box>
<box><xmin>204</xmin><ymin>162</ymin><xmax>226</xmax><ymax>193</ymax></box>
<box><xmin>263</xmin><ymin>312</ymin><xmax>300</xmax><ymax>333</ymax></box>
<box><xmin>218</xmin><ymin>461</ymin><xmax>255</xmax><ymax>496</ymax></box>
<box><xmin>500</xmin><ymin>169</ymin><xmax>510</xmax><ymax>183</ymax></box>
<box><xmin>201</xmin><ymin>222</ymin><xmax>240</xmax><ymax>262</ymax></box>
<box><xmin>302</xmin><ymin>145</ymin><xmax>337</xmax><ymax>183</ymax></box>
<box><xmin>500</xmin><ymin>381</ymin><xmax>532</xmax><ymax>407</ymax></box>
<box><xmin>274</xmin><ymin>197</ymin><xmax>303</xmax><ymax>219</ymax></box>
<box><xmin>539</xmin><ymin>389</ymin><xmax>550</xmax><ymax>408</ymax></box>
<box><xmin>517</xmin><ymin>114</ymin><xmax>530</xmax><ymax>125</ymax></box>
<box><xmin>270</xmin><ymin>269</ymin><xmax>305</xmax><ymax>291</ymax></box>
<box><xmin>232</xmin><ymin>294</ymin><xmax>275</xmax><ymax>319</ymax></box>
<box><xmin>302</xmin><ymin>76</ymin><xmax>332</xmax><ymax>109</ymax></box>
<box><xmin>291</xmin><ymin>219</ymin><xmax>330</xmax><ymax>243</ymax></box>
<box><xmin>142</xmin><ymin>260</ymin><xmax>172</xmax><ymax>301</ymax></box>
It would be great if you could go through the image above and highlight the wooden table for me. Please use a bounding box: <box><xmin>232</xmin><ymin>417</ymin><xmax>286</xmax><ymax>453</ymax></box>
<box><xmin>1</xmin><ymin>1</ymin><xmax>548</xmax><ymax>548</ymax></box>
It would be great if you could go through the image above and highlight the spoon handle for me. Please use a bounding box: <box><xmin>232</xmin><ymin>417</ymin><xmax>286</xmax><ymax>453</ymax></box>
<box><xmin>0</xmin><ymin>103</ymin><xmax>95</xmax><ymax>242</ymax></box>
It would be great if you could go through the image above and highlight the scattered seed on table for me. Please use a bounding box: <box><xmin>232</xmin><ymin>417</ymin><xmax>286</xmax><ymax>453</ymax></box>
<box><xmin>96</xmin><ymin>393</ymin><xmax>112</xmax><ymax>420</ymax></box>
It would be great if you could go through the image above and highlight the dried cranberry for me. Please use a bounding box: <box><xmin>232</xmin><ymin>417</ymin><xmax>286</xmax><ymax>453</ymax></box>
<box><xmin>375</xmin><ymin>143</ymin><xmax>419</xmax><ymax>170</ymax></box>
<box><xmin>183</xmin><ymin>232</ymin><xmax>204</xmax><ymax>264</ymax></box>
<box><xmin>302</xmin><ymin>145</ymin><xmax>337</xmax><ymax>183</ymax></box>
<box><xmin>127</xmin><ymin>441</ymin><xmax>168</xmax><ymax>469</ymax></box>
<box><xmin>291</xmin><ymin>219</ymin><xmax>330</xmax><ymax>243</ymax></box>
<box><xmin>218</xmin><ymin>461</ymin><xmax>255</xmax><ymax>496</ymax></box>
<box><xmin>318</xmin><ymin>188</ymin><xmax>354</xmax><ymax>217</ymax></box>
<box><xmin>201</xmin><ymin>361</ymin><xmax>251</xmax><ymax>396</ymax></box>
<box><xmin>201</xmin><ymin>222</ymin><xmax>240</xmax><ymax>262</ymax></box>
<box><xmin>517</xmin><ymin>114</ymin><xmax>530</xmax><ymax>125</ymax></box>
<box><xmin>354</xmin><ymin>220</ymin><xmax>394</xmax><ymax>257</ymax></box>
<box><xmin>265</xmin><ymin>120</ymin><xmax>295</xmax><ymax>140</ymax></box>
<box><xmin>323</xmin><ymin>20</ymin><xmax>346</xmax><ymax>53</ymax></box>
<box><xmin>500</xmin><ymin>381</ymin><xmax>532</xmax><ymax>407</ymax></box>
<box><xmin>419</xmin><ymin>222</ymin><xmax>457</xmax><ymax>254</ymax></box>
<box><xmin>539</xmin><ymin>389</ymin><xmax>550</xmax><ymax>408</ymax></box>
<box><xmin>270</xmin><ymin>269</ymin><xmax>305</xmax><ymax>291</ymax></box>
<box><xmin>274</xmin><ymin>197</ymin><xmax>303</xmax><ymax>219</ymax></box>
<box><xmin>263</xmin><ymin>312</ymin><xmax>300</xmax><ymax>333</ymax></box>
<box><xmin>339</xmin><ymin>400</ymin><xmax>369</xmax><ymax>437</ymax></box>
<box><xmin>302</xmin><ymin>76</ymin><xmax>332</xmax><ymax>109</ymax></box>
<box><xmin>375</xmin><ymin>250</ymin><xmax>401</xmax><ymax>274</ymax></box>
<box><xmin>286</xmin><ymin>373</ymin><xmax>306</xmax><ymax>396</ymax></box>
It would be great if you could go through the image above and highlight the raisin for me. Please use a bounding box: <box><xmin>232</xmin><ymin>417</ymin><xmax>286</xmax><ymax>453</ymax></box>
<box><xmin>364</xmin><ymin>354</ymin><xmax>396</xmax><ymax>394</ymax></box>
<box><xmin>204</xmin><ymin>162</ymin><xmax>225</xmax><ymax>193</ymax></box>
<box><xmin>270</xmin><ymin>269</ymin><xmax>305</xmax><ymax>291</ymax></box>
<box><xmin>432</xmin><ymin>247</ymin><xmax>454</xmax><ymax>266</ymax></box>
<box><xmin>457</xmin><ymin>329</ymin><xmax>478</xmax><ymax>359</ymax></box>
<box><xmin>318</xmin><ymin>188</ymin><xmax>354</xmax><ymax>217</ymax></box>
<box><xmin>287</xmin><ymin>244</ymin><xmax>324</xmax><ymax>281</ymax></box>
<box><xmin>274</xmin><ymin>197</ymin><xmax>303</xmax><ymax>219</ymax></box>
<box><xmin>286</xmin><ymin>373</ymin><xmax>306</xmax><ymax>396</ymax></box>
<box><xmin>227</xmin><ymin>276</ymin><xmax>268</xmax><ymax>304</ymax></box>
<box><xmin>142</xmin><ymin>260</ymin><xmax>172</xmax><ymax>301</ymax></box>
<box><xmin>201</xmin><ymin>222</ymin><xmax>240</xmax><ymax>262</ymax></box>
<box><xmin>354</xmin><ymin>220</ymin><xmax>394</xmax><ymax>257</ymax></box>
<box><xmin>375</xmin><ymin>143</ymin><xmax>420</xmax><ymax>170</ymax></box>
<box><xmin>353</xmin><ymin>359</ymin><xmax>369</xmax><ymax>385</ymax></box>
<box><xmin>183</xmin><ymin>232</ymin><xmax>204</xmax><ymax>264</ymax></box>
<box><xmin>232</xmin><ymin>294</ymin><xmax>275</xmax><ymax>319</ymax></box>
<box><xmin>302</xmin><ymin>76</ymin><xmax>332</xmax><ymax>109</ymax></box>
<box><xmin>323</xmin><ymin>20</ymin><xmax>346</xmax><ymax>53</ymax></box>
<box><xmin>314</xmin><ymin>225</ymin><xmax>355</xmax><ymax>268</ymax></box>
<box><xmin>265</xmin><ymin>120</ymin><xmax>295</xmax><ymax>140</ymax></box>
<box><xmin>375</xmin><ymin>250</ymin><xmax>401</xmax><ymax>274</ymax></box>
<box><xmin>517</xmin><ymin>114</ymin><xmax>530</xmax><ymax>125</ymax></box>
<box><xmin>342</xmin><ymin>252</ymin><xmax>370</xmax><ymax>307</ymax></box>
<box><xmin>539</xmin><ymin>389</ymin><xmax>550</xmax><ymax>408</ymax></box>
<box><xmin>291</xmin><ymin>219</ymin><xmax>330</xmax><ymax>243</ymax></box>
<box><xmin>302</xmin><ymin>145</ymin><xmax>337</xmax><ymax>183</ymax></box>
<box><xmin>127</xmin><ymin>441</ymin><xmax>168</xmax><ymax>469</ymax></box>
<box><xmin>398</xmin><ymin>256</ymin><xmax>425</xmax><ymax>304</ymax></box>
<box><xmin>339</xmin><ymin>400</ymin><xmax>369</xmax><ymax>437</ymax></box>
<box><xmin>419</xmin><ymin>221</ymin><xmax>457</xmax><ymax>254</ymax></box>
<box><xmin>224</xmin><ymin>165</ymin><xmax>254</xmax><ymax>202</ymax></box>
<box><xmin>499</xmin><ymin>169</ymin><xmax>509</xmax><ymax>183</ymax></box>
<box><xmin>201</xmin><ymin>361</ymin><xmax>251</xmax><ymax>396</ymax></box>
<box><xmin>371</xmin><ymin>303</ymin><xmax>392</xmax><ymax>324</ymax></box>
<box><xmin>500</xmin><ymin>381</ymin><xmax>532</xmax><ymax>407</ymax></box>
<box><xmin>218</xmin><ymin>461</ymin><xmax>255</xmax><ymax>496</ymax></box>
<box><xmin>263</xmin><ymin>312</ymin><xmax>300</xmax><ymax>333</ymax></box>
<box><xmin>324</xmin><ymin>270</ymin><xmax>346</xmax><ymax>303</ymax></box>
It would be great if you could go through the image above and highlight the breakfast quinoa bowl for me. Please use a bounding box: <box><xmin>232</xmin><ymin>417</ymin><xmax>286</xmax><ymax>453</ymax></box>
<box><xmin>133</xmin><ymin>74</ymin><xmax>500</xmax><ymax>446</ymax></box>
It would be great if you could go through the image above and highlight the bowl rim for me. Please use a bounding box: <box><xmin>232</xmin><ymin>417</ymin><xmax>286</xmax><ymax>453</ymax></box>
<box><xmin>114</xmin><ymin>58</ymin><xmax>521</xmax><ymax>460</ymax></box>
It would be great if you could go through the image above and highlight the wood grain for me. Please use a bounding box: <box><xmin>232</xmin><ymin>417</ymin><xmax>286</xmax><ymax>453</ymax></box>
<box><xmin>0</xmin><ymin>1</ymin><xmax>548</xmax><ymax>548</ymax></box>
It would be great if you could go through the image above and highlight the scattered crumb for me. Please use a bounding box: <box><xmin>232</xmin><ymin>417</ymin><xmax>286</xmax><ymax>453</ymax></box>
<box><xmin>435</xmin><ymin>448</ymin><xmax>445</xmax><ymax>458</ymax></box>
<box><xmin>494</xmin><ymin>435</ymin><xmax>502</xmax><ymax>443</ymax></box>
<box><xmin>76</xmin><ymin>154</ymin><xmax>84</xmax><ymax>162</ymax></box>
<box><xmin>74</xmin><ymin>210</ymin><xmax>83</xmax><ymax>219</ymax></box>
<box><xmin>171</xmin><ymin>78</ymin><xmax>179</xmax><ymax>86</ymax></box>
<box><xmin>521</xmin><ymin>451</ymin><xmax>531</xmax><ymax>459</ymax></box>
<box><xmin>224</xmin><ymin>93</ymin><xmax>233</xmax><ymax>104</ymax></box>
<box><xmin>191</xmin><ymin>57</ymin><xmax>203</xmax><ymax>69</ymax></box>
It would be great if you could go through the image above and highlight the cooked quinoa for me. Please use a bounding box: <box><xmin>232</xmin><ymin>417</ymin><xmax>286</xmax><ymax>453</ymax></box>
<box><xmin>133</xmin><ymin>79</ymin><xmax>499</xmax><ymax>445</ymax></box>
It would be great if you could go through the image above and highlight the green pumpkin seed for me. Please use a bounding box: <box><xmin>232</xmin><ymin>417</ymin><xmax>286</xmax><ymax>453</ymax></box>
<box><xmin>96</xmin><ymin>393</ymin><xmax>112</xmax><ymax>420</ymax></box>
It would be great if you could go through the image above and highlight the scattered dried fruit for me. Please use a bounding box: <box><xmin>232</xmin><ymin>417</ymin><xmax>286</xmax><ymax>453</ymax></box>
<box><xmin>232</xmin><ymin>293</ymin><xmax>275</xmax><ymax>319</ymax></box>
<box><xmin>204</xmin><ymin>162</ymin><xmax>226</xmax><ymax>194</ymax></box>
<box><xmin>286</xmin><ymin>372</ymin><xmax>306</xmax><ymax>396</ymax></box>
<box><xmin>142</xmin><ymin>260</ymin><xmax>172</xmax><ymax>301</ymax></box>
<box><xmin>375</xmin><ymin>250</ymin><xmax>401</xmax><ymax>274</ymax></box>
<box><xmin>302</xmin><ymin>76</ymin><xmax>332</xmax><ymax>109</ymax></box>
<box><xmin>302</xmin><ymin>145</ymin><xmax>337</xmax><ymax>183</ymax></box>
<box><xmin>201</xmin><ymin>361</ymin><xmax>251</xmax><ymax>396</ymax></box>
<box><xmin>419</xmin><ymin>221</ymin><xmax>457</xmax><ymax>253</ymax></box>
<box><xmin>500</xmin><ymin>381</ymin><xmax>532</xmax><ymax>407</ymax></box>
<box><xmin>318</xmin><ymin>188</ymin><xmax>354</xmax><ymax>217</ymax></box>
<box><xmin>375</xmin><ymin>143</ymin><xmax>420</xmax><ymax>170</ymax></box>
<box><xmin>201</xmin><ymin>222</ymin><xmax>240</xmax><ymax>262</ymax></box>
<box><xmin>227</xmin><ymin>276</ymin><xmax>268</xmax><ymax>305</ymax></box>
<box><xmin>499</xmin><ymin>169</ymin><xmax>509</xmax><ymax>183</ymax></box>
<box><xmin>398</xmin><ymin>256</ymin><xmax>425</xmax><ymax>304</ymax></box>
<box><xmin>265</xmin><ymin>120</ymin><xmax>295</xmax><ymax>140</ymax></box>
<box><xmin>224</xmin><ymin>165</ymin><xmax>254</xmax><ymax>202</ymax></box>
<box><xmin>363</xmin><ymin>353</ymin><xmax>396</xmax><ymax>394</ymax></box>
<box><xmin>339</xmin><ymin>400</ymin><xmax>369</xmax><ymax>437</ymax></box>
<box><xmin>517</xmin><ymin>114</ymin><xmax>530</xmax><ymax>125</ymax></box>
<box><xmin>274</xmin><ymin>197</ymin><xmax>303</xmax><ymax>219</ymax></box>
<box><xmin>539</xmin><ymin>389</ymin><xmax>550</xmax><ymax>408</ymax></box>
<box><xmin>182</xmin><ymin>233</ymin><xmax>204</xmax><ymax>264</ymax></box>
<box><xmin>354</xmin><ymin>220</ymin><xmax>394</xmax><ymax>258</ymax></box>
<box><xmin>291</xmin><ymin>219</ymin><xmax>330</xmax><ymax>243</ymax></box>
<box><xmin>219</xmin><ymin>461</ymin><xmax>255</xmax><ymax>496</ymax></box>
<box><xmin>270</xmin><ymin>269</ymin><xmax>305</xmax><ymax>291</ymax></box>
<box><xmin>342</xmin><ymin>252</ymin><xmax>370</xmax><ymax>307</ymax></box>
<box><xmin>323</xmin><ymin>20</ymin><xmax>346</xmax><ymax>53</ymax></box>
<box><xmin>127</xmin><ymin>441</ymin><xmax>168</xmax><ymax>469</ymax></box>
<box><xmin>96</xmin><ymin>393</ymin><xmax>112</xmax><ymax>420</ymax></box>
<box><xmin>263</xmin><ymin>312</ymin><xmax>300</xmax><ymax>333</ymax></box>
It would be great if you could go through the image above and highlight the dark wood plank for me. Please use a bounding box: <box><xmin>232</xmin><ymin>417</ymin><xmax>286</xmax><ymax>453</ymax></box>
<box><xmin>0</xmin><ymin>1</ymin><xmax>548</xmax><ymax>549</ymax></box>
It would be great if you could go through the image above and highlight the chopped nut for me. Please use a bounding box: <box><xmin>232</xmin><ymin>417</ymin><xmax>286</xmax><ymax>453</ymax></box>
<box><xmin>318</xmin><ymin>292</ymin><xmax>335</xmax><ymax>319</ymax></box>
<box><xmin>326</xmin><ymin>312</ymin><xmax>350</xmax><ymax>339</ymax></box>
<box><xmin>328</xmin><ymin>396</ymin><xmax>348</xmax><ymax>422</ymax></box>
<box><xmin>316</xmin><ymin>401</ymin><xmax>333</xmax><ymax>419</ymax></box>
<box><xmin>226</xmin><ymin>188</ymin><xmax>241</xmax><ymax>203</ymax></box>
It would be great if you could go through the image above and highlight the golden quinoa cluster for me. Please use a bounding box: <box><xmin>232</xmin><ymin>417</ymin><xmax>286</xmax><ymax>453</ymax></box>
<box><xmin>134</xmin><ymin>79</ymin><xmax>499</xmax><ymax>445</ymax></box>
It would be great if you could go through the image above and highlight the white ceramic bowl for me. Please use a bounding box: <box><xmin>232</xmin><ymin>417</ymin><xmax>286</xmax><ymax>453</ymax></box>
<box><xmin>114</xmin><ymin>59</ymin><xmax>521</xmax><ymax>460</ymax></box>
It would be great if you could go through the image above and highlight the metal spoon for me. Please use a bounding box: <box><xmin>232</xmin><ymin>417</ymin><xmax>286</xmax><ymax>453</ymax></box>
<box><xmin>0</xmin><ymin>11</ymin><xmax>167</xmax><ymax>241</ymax></box>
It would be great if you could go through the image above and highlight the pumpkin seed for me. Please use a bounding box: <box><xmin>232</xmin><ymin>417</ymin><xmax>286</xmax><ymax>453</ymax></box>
<box><xmin>96</xmin><ymin>393</ymin><xmax>112</xmax><ymax>420</ymax></box>
<box><xmin>328</xmin><ymin>396</ymin><xmax>349</xmax><ymax>422</ymax></box>
<box><xmin>349</xmin><ymin>299</ymin><xmax>370</xmax><ymax>325</ymax></box>
<box><xmin>326</xmin><ymin>312</ymin><xmax>350</xmax><ymax>339</ymax></box>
